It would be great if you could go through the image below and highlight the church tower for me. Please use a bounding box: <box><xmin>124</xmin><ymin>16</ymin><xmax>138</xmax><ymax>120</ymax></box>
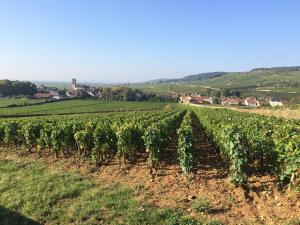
<box><xmin>72</xmin><ymin>78</ymin><xmax>77</xmax><ymax>89</ymax></box>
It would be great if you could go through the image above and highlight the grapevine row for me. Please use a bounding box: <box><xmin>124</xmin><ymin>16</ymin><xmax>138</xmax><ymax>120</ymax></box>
<box><xmin>177</xmin><ymin>110</ymin><xmax>197</xmax><ymax>173</ymax></box>
<box><xmin>193</xmin><ymin>107</ymin><xmax>300</xmax><ymax>186</ymax></box>
<box><xmin>143</xmin><ymin>111</ymin><xmax>185</xmax><ymax>174</ymax></box>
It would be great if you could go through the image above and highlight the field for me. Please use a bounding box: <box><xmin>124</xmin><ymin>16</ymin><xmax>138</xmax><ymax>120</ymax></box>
<box><xmin>0</xmin><ymin>101</ymin><xmax>299</xmax><ymax>224</ymax></box>
<box><xmin>0</xmin><ymin>99</ymin><xmax>169</xmax><ymax>117</ymax></box>
<box><xmin>0</xmin><ymin>98</ymin><xmax>46</xmax><ymax>108</ymax></box>
<box><xmin>233</xmin><ymin>107</ymin><xmax>300</xmax><ymax>120</ymax></box>
<box><xmin>189</xmin><ymin>103</ymin><xmax>300</xmax><ymax>120</ymax></box>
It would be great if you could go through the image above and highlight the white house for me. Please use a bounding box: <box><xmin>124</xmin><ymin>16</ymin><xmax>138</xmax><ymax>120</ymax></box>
<box><xmin>180</xmin><ymin>96</ymin><xmax>192</xmax><ymax>104</ymax></box>
<box><xmin>52</xmin><ymin>95</ymin><xmax>61</xmax><ymax>100</ymax></box>
<box><xmin>269</xmin><ymin>101</ymin><xmax>284</xmax><ymax>107</ymax></box>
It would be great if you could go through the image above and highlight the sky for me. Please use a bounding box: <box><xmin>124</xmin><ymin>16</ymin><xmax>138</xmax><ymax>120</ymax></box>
<box><xmin>0</xmin><ymin>0</ymin><xmax>300</xmax><ymax>83</ymax></box>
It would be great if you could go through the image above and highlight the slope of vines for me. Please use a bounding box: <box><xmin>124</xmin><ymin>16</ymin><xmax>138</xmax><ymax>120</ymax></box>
<box><xmin>192</xmin><ymin>107</ymin><xmax>300</xmax><ymax>187</ymax></box>
<box><xmin>0</xmin><ymin>110</ymin><xmax>184</xmax><ymax>170</ymax></box>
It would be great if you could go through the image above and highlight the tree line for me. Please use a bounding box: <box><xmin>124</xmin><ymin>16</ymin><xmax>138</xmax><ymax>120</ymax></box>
<box><xmin>0</xmin><ymin>80</ymin><xmax>37</xmax><ymax>97</ymax></box>
<box><xmin>97</xmin><ymin>86</ymin><xmax>178</xmax><ymax>102</ymax></box>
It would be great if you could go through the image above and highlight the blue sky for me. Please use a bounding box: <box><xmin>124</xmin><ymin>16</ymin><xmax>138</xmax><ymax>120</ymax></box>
<box><xmin>0</xmin><ymin>0</ymin><xmax>300</xmax><ymax>82</ymax></box>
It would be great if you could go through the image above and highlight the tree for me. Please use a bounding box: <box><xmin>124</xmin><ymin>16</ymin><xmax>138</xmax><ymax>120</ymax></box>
<box><xmin>212</xmin><ymin>97</ymin><xmax>219</xmax><ymax>104</ymax></box>
<box><xmin>222</xmin><ymin>88</ymin><xmax>230</xmax><ymax>97</ymax></box>
<box><xmin>215</xmin><ymin>90</ymin><xmax>221</xmax><ymax>98</ymax></box>
<box><xmin>231</xmin><ymin>90</ymin><xmax>241</xmax><ymax>97</ymax></box>
<box><xmin>206</xmin><ymin>88</ymin><xmax>212</xmax><ymax>96</ymax></box>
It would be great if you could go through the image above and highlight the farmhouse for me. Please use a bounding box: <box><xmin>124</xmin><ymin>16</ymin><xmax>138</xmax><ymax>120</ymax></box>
<box><xmin>244</xmin><ymin>97</ymin><xmax>260</xmax><ymax>107</ymax></box>
<box><xmin>190</xmin><ymin>96</ymin><xmax>212</xmax><ymax>104</ymax></box>
<box><xmin>33</xmin><ymin>92</ymin><xmax>53</xmax><ymax>99</ymax></box>
<box><xmin>257</xmin><ymin>99</ymin><xmax>271</xmax><ymax>106</ymax></box>
<box><xmin>33</xmin><ymin>92</ymin><xmax>62</xmax><ymax>100</ymax></box>
<box><xmin>180</xmin><ymin>96</ymin><xmax>192</xmax><ymax>104</ymax></box>
<box><xmin>222</xmin><ymin>98</ymin><xmax>244</xmax><ymax>106</ymax></box>
<box><xmin>180</xmin><ymin>95</ymin><xmax>212</xmax><ymax>104</ymax></box>
<box><xmin>34</xmin><ymin>84</ymin><xmax>64</xmax><ymax>100</ymax></box>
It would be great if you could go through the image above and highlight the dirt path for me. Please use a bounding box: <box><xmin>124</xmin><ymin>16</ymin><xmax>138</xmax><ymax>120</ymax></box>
<box><xmin>190</xmin><ymin>115</ymin><xmax>265</xmax><ymax>224</ymax></box>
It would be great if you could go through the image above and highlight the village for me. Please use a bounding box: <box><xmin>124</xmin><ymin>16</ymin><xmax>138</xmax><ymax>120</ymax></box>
<box><xmin>180</xmin><ymin>95</ymin><xmax>286</xmax><ymax>107</ymax></box>
<box><xmin>32</xmin><ymin>78</ymin><xmax>164</xmax><ymax>102</ymax></box>
<box><xmin>33</xmin><ymin>78</ymin><xmax>102</xmax><ymax>100</ymax></box>
<box><xmin>32</xmin><ymin>78</ymin><xmax>287</xmax><ymax>107</ymax></box>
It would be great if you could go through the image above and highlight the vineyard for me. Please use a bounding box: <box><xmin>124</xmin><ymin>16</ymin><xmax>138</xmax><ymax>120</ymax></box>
<box><xmin>0</xmin><ymin>106</ymin><xmax>299</xmax><ymax>187</ymax></box>
<box><xmin>0</xmin><ymin>105</ymin><xmax>299</xmax><ymax>224</ymax></box>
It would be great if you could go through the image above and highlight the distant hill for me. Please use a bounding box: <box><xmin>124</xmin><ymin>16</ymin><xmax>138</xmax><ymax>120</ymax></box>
<box><xmin>144</xmin><ymin>66</ymin><xmax>300</xmax><ymax>85</ymax></box>
<box><xmin>250</xmin><ymin>66</ymin><xmax>300</xmax><ymax>72</ymax></box>
<box><xmin>132</xmin><ymin>66</ymin><xmax>300</xmax><ymax>100</ymax></box>
<box><xmin>144</xmin><ymin>72</ymin><xmax>227</xmax><ymax>84</ymax></box>
<box><xmin>180</xmin><ymin>72</ymin><xmax>227</xmax><ymax>81</ymax></box>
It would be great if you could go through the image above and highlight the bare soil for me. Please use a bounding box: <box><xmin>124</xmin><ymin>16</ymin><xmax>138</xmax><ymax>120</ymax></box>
<box><xmin>0</xmin><ymin>121</ymin><xmax>299</xmax><ymax>225</ymax></box>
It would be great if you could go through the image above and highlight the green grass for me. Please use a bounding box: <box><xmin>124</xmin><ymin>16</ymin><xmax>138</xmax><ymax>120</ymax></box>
<box><xmin>0</xmin><ymin>100</ymin><xmax>169</xmax><ymax>117</ymax></box>
<box><xmin>0</xmin><ymin>158</ymin><xmax>218</xmax><ymax>225</ymax></box>
<box><xmin>0</xmin><ymin>98</ymin><xmax>45</xmax><ymax>108</ymax></box>
<box><xmin>191</xmin><ymin>198</ymin><xmax>213</xmax><ymax>214</ymax></box>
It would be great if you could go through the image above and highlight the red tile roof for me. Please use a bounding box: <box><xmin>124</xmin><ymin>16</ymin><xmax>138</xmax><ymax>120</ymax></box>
<box><xmin>245</xmin><ymin>97</ymin><xmax>258</xmax><ymax>105</ymax></box>
<box><xmin>223</xmin><ymin>98</ymin><xmax>243</xmax><ymax>104</ymax></box>
<box><xmin>33</xmin><ymin>93</ymin><xmax>52</xmax><ymax>99</ymax></box>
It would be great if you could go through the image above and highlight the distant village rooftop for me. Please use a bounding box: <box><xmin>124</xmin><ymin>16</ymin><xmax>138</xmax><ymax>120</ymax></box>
<box><xmin>180</xmin><ymin>95</ymin><xmax>285</xmax><ymax>107</ymax></box>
